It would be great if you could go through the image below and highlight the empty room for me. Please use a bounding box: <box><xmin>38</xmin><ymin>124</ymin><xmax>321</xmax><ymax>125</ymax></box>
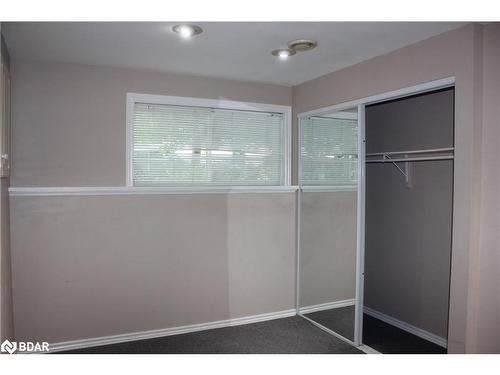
<box><xmin>0</xmin><ymin>3</ymin><xmax>499</xmax><ymax>369</ymax></box>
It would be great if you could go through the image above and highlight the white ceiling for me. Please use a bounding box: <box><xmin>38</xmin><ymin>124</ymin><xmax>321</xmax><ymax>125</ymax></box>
<box><xmin>3</xmin><ymin>22</ymin><xmax>466</xmax><ymax>86</ymax></box>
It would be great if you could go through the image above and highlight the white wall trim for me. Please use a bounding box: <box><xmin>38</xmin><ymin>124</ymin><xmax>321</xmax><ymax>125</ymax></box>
<box><xmin>46</xmin><ymin>308</ymin><xmax>296</xmax><ymax>353</ymax></box>
<box><xmin>126</xmin><ymin>92</ymin><xmax>293</xmax><ymax>188</ymax></box>
<box><xmin>299</xmin><ymin>299</ymin><xmax>355</xmax><ymax>314</ymax></box>
<box><xmin>9</xmin><ymin>186</ymin><xmax>299</xmax><ymax>197</ymax></box>
<box><xmin>364</xmin><ymin>307</ymin><xmax>448</xmax><ymax>348</ymax></box>
<box><xmin>300</xmin><ymin>186</ymin><xmax>357</xmax><ymax>193</ymax></box>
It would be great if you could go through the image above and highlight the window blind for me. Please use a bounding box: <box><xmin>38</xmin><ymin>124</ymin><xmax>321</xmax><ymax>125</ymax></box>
<box><xmin>132</xmin><ymin>102</ymin><xmax>284</xmax><ymax>186</ymax></box>
<box><xmin>300</xmin><ymin>116</ymin><xmax>358</xmax><ymax>186</ymax></box>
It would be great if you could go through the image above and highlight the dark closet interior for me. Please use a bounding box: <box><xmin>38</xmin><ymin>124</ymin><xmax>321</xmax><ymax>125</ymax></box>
<box><xmin>363</xmin><ymin>88</ymin><xmax>455</xmax><ymax>354</ymax></box>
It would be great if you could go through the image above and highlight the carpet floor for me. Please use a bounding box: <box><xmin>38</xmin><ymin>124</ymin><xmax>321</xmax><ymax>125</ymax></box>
<box><xmin>59</xmin><ymin>316</ymin><xmax>363</xmax><ymax>354</ymax></box>
<box><xmin>362</xmin><ymin>314</ymin><xmax>447</xmax><ymax>354</ymax></box>
<box><xmin>304</xmin><ymin>305</ymin><xmax>355</xmax><ymax>341</ymax></box>
<box><xmin>304</xmin><ymin>306</ymin><xmax>447</xmax><ymax>354</ymax></box>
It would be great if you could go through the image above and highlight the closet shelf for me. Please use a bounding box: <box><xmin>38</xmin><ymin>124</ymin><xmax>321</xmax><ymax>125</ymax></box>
<box><xmin>366</xmin><ymin>147</ymin><xmax>454</xmax><ymax>163</ymax></box>
<box><xmin>365</xmin><ymin>147</ymin><xmax>454</xmax><ymax>188</ymax></box>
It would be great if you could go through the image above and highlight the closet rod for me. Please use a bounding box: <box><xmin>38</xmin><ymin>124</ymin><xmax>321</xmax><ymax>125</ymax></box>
<box><xmin>366</xmin><ymin>147</ymin><xmax>454</xmax><ymax>157</ymax></box>
<box><xmin>366</xmin><ymin>155</ymin><xmax>454</xmax><ymax>163</ymax></box>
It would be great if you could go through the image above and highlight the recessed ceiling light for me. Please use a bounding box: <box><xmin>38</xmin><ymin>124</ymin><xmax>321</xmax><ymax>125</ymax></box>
<box><xmin>271</xmin><ymin>48</ymin><xmax>296</xmax><ymax>60</ymax></box>
<box><xmin>287</xmin><ymin>39</ymin><xmax>318</xmax><ymax>52</ymax></box>
<box><xmin>172</xmin><ymin>24</ymin><xmax>203</xmax><ymax>39</ymax></box>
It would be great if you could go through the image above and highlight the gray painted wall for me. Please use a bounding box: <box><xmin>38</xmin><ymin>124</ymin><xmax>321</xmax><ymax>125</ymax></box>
<box><xmin>473</xmin><ymin>23</ymin><xmax>500</xmax><ymax>353</ymax></box>
<box><xmin>10</xmin><ymin>61</ymin><xmax>292</xmax><ymax>187</ymax></box>
<box><xmin>299</xmin><ymin>191</ymin><xmax>357</xmax><ymax>308</ymax></box>
<box><xmin>0</xmin><ymin>178</ymin><xmax>13</xmax><ymax>342</ymax></box>
<box><xmin>364</xmin><ymin>90</ymin><xmax>454</xmax><ymax>338</ymax></box>
<box><xmin>9</xmin><ymin>61</ymin><xmax>295</xmax><ymax>343</ymax></box>
<box><xmin>365</xmin><ymin>90</ymin><xmax>454</xmax><ymax>153</ymax></box>
<box><xmin>11</xmin><ymin>193</ymin><xmax>295</xmax><ymax>343</ymax></box>
<box><xmin>0</xmin><ymin>24</ymin><xmax>14</xmax><ymax>342</ymax></box>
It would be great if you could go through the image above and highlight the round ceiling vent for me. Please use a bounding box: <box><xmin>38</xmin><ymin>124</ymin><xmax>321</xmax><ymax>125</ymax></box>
<box><xmin>287</xmin><ymin>39</ymin><xmax>318</xmax><ymax>52</ymax></box>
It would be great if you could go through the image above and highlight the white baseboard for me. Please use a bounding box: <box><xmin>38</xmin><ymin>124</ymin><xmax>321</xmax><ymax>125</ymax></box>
<box><xmin>299</xmin><ymin>298</ymin><xmax>355</xmax><ymax>314</ymax></box>
<box><xmin>48</xmin><ymin>308</ymin><xmax>296</xmax><ymax>353</ymax></box>
<box><xmin>363</xmin><ymin>307</ymin><xmax>447</xmax><ymax>348</ymax></box>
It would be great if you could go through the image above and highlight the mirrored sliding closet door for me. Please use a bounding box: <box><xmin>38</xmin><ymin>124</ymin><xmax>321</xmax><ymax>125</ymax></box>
<box><xmin>298</xmin><ymin>107</ymin><xmax>360</xmax><ymax>344</ymax></box>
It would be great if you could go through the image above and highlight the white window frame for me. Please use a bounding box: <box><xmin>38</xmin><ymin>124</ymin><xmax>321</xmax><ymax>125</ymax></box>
<box><xmin>298</xmin><ymin>110</ymin><xmax>359</xmax><ymax>192</ymax></box>
<box><xmin>126</xmin><ymin>93</ymin><xmax>292</xmax><ymax>188</ymax></box>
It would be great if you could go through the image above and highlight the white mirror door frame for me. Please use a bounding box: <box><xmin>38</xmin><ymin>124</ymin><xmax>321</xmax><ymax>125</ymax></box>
<box><xmin>353</xmin><ymin>103</ymin><xmax>366</xmax><ymax>347</ymax></box>
<box><xmin>296</xmin><ymin>76</ymin><xmax>455</xmax><ymax>350</ymax></box>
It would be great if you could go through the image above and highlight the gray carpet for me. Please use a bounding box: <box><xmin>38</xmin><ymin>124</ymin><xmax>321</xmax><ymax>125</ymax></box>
<box><xmin>60</xmin><ymin>316</ymin><xmax>363</xmax><ymax>354</ymax></box>
<box><xmin>304</xmin><ymin>307</ymin><xmax>447</xmax><ymax>354</ymax></box>
<box><xmin>304</xmin><ymin>305</ymin><xmax>355</xmax><ymax>341</ymax></box>
<box><xmin>362</xmin><ymin>314</ymin><xmax>447</xmax><ymax>354</ymax></box>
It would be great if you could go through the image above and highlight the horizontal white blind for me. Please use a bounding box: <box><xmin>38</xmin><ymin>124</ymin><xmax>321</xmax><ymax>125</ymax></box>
<box><xmin>300</xmin><ymin>116</ymin><xmax>358</xmax><ymax>186</ymax></box>
<box><xmin>133</xmin><ymin>102</ymin><xmax>284</xmax><ymax>186</ymax></box>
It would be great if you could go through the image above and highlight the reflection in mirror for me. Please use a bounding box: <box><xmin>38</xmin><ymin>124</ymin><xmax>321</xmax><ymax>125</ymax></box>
<box><xmin>298</xmin><ymin>108</ymin><xmax>358</xmax><ymax>342</ymax></box>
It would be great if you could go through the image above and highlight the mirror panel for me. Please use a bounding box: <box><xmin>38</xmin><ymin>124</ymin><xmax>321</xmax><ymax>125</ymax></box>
<box><xmin>298</xmin><ymin>108</ymin><xmax>359</xmax><ymax>343</ymax></box>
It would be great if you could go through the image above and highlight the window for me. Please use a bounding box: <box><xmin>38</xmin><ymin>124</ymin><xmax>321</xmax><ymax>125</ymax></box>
<box><xmin>127</xmin><ymin>94</ymin><xmax>291</xmax><ymax>187</ymax></box>
<box><xmin>299</xmin><ymin>114</ymin><xmax>358</xmax><ymax>187</ymax></box>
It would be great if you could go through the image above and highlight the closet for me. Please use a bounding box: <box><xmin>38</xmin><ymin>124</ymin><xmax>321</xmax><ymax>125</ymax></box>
<box><xmin>363</xmin><ymin>88</ymin><xmax>454</xmax><ymax>353</ymax></box>
<box><xmin>296</xmin><ymin>83</ymin><xmax>455</xmax><ymax>354</ymax></box>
